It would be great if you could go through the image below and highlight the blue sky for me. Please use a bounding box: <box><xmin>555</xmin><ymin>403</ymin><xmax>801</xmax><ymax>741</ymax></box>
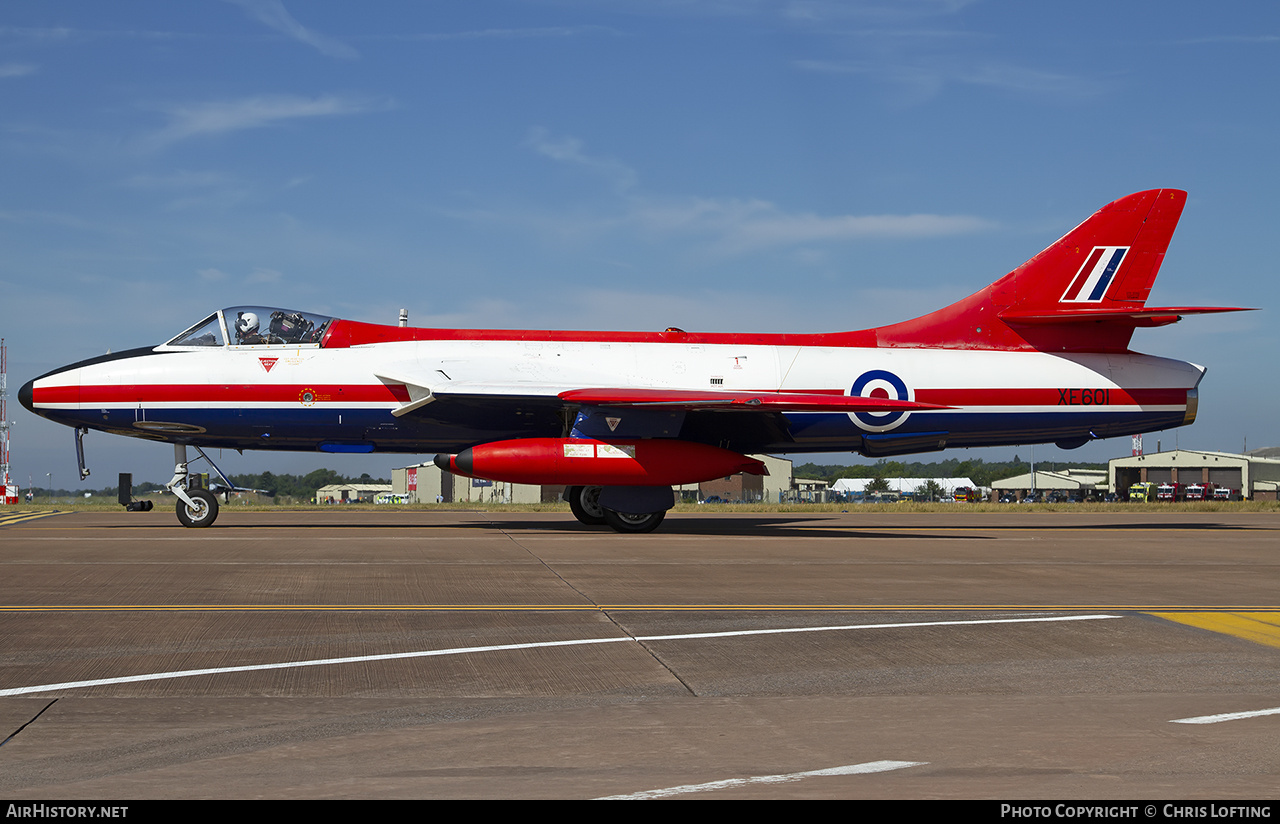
<box><xmin>2</xmin><ymin>0</ymin><xmax>1276</xmax><ymax>489</ymax></box>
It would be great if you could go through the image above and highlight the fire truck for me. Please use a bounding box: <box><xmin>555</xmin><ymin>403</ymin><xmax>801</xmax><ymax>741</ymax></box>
<box><xmin>1155</xmin><ymin>482</ymin><xmax>1182</xmax><ymax>502</ymax></box>
<box><xmin>1184</xmin><ymin>483</ymin><xmax>1210</xmax><ymax>501</ymax></box>
<box><xmin>1211</xmin><ymin>486</ymin><xmax>1242</xmax><ymax>501</ymax></box>
<box><xmin>1128</xmin><ymin>482</ymin><xmax>1156</xmax><ymax>502</ymax></box>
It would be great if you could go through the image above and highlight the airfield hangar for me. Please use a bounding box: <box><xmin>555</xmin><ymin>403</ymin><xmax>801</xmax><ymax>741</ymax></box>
<box><xmin>1108</xmin><ymin>449</ymin><xmax>1280</xmax><ymax>500</ymax></box>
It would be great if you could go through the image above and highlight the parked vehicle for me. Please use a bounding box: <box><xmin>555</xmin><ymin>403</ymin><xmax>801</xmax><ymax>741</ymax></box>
<box><xmin>1184</xmin><ymin>483</ymin><xmax>1210</xmax><ymax>501</ymax></box>
<box><xmin>1128</xmin><ymin>482</ymin><xmax>1156</xmax><ymax>502</ymax></box>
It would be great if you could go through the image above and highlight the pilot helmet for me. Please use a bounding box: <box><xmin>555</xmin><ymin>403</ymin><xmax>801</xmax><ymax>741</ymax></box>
<box><xmin>235</xmin><ymin>311</ymin><xmax>260</xmax><ymax>337</ymax></box>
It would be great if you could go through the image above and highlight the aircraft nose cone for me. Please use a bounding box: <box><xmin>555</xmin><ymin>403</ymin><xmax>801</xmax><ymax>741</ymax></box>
<box><xmin>18</xmin><ymin>378</ymin><xmax>35</xmax><ymax>414</ymax></box>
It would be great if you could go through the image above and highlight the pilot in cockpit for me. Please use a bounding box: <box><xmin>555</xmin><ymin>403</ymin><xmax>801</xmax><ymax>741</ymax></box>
<box><xmin>234</xmin><ymin>311</ymin><xmax>266</xmax><ymax>345</ymax></box>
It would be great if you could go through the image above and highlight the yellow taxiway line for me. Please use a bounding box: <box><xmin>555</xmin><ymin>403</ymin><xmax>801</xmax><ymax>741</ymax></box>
<box><xmin>0</xmin><ymin>510</ymin><xmax>67</xmax><ymax>526</ymax></box>
<box><xmin>1150</xmin><ymin>612</ymin><xmax>1280</xmax><ymax>649</ymax></box>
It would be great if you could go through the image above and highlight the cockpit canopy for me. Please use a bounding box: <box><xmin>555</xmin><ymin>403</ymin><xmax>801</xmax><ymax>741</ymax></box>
<box><xmin>165</xmin><ymin>307</ymin><xmax>335</xmax><ymax>348</ymax></box>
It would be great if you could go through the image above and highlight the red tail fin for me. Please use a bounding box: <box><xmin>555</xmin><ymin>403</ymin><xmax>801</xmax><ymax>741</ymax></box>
<box><xmin>873</xmin><ymin>189</ymin><xmax>1246</xmax><ymax>353</ymax></box>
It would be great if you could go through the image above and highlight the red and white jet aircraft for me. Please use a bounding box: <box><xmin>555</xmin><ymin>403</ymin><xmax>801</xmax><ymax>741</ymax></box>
<box><xmin>21</xmin><ymin>189</ymin><xmax>1247</xmax><ymax>531</ymax></box>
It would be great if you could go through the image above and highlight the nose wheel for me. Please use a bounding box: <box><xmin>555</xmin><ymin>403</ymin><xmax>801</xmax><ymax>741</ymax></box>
<box><xmin>165</xmin><ymin>444</ymin><xmax>223</xmax><ymax>528</ymax></box>
<box><xmin>176</xmin><ymin>488</ymin><xmax>219</xmax><ymax>528</ymax></box>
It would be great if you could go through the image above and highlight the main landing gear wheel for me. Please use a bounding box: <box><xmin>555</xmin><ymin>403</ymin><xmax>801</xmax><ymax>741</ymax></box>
<box><xmin>567</xmin><ymin>485</ymin><xmax>606</xmax><ymax>525</ymax></box>
<box><xmin>176</xmin><ymin>488</ymin><xmax>219</xmax><ymax>528</ymax></box>
<box><xmin>603</xmin><ymin>508</ymin><xmax>666</xmax><ymax>534</ymax></box>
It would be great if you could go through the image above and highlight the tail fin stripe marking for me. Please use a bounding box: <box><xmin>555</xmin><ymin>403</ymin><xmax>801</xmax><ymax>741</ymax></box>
<box><xmin>1086</xmin><ymin>248</ymin><xmax>1128</xmax><ymax>302</ymax></box>
<box><xmin>1062</xmin><ymin>247</ymin><xmax>1105</xmax><ymax>301</ymax></box>
<box><xmin>1060</xmin><ymin>246</ymin><xmax>1129</xmax><ymax>304</ymax></box>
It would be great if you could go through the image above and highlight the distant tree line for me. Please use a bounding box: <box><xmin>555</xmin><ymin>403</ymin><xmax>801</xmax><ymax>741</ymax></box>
<box><xmin>21</xmin><ymin>482</ymin><xmax>169</xmax><ymax>500</ymax></box>
<box><xmin>23</xmin><ymin>469</ymin><xmax>390</xmax><ymax>502</ymax></box>
<box><xmin>225</xmin><ymin>469</ymin><xmax>388</xmax><ymax>499</ymax></box>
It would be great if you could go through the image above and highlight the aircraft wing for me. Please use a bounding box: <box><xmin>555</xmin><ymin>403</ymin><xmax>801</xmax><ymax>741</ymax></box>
<box><xmin>558</xmin><ymin>388</ymin><xmax>950</xmax><ymax>412</ymax></box>
<box><xmin>376</xmin><ymin>375</ymin><xmax>950</xmax><ymax>418</ymax></box>
<box><xmin>376</xmin><ymin>376</ymin><xmax>569</xmax><ymax>417</ymax></box>
<box><xmin>211</xmin><ymin>484</ymin><xmax>275</xmax><ymax>497</ymax></box>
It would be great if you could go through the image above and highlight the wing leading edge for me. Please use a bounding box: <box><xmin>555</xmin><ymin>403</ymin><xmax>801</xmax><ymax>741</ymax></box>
<box><xmin>377</xmin><ymin>377</ymin><xmax>952</xmax><ymax>418</ymax></box>
<box><xmin>558</xmin><ymin>387</ymin><xmax>950</xmax><ymax>412</ymax></box>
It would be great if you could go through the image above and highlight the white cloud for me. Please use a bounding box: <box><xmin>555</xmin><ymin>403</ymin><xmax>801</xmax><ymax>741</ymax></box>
<box><xmin>527</xmin><ymin>128</ymin><xmax>638</xmax><ymax>193</ymax></box>
<box><xmin>122</xmin><ymin>170</ymin><xmax>254</xmax><ymax>212</ymax></box>
<box><xmin>125</xmin><ymin>171</ymin><xmax>232</xmax><ymax>189</ymax></box>
<box><xmin>630</xmin><ymin>196</ymin><xmax>995</xmax><ymax>253</ymax></box>
<box><xmin>0</xmin><ymin>63</ymin><xmax>37</xmax><ymax>78</ymax></box>
<box><xmin>445</xmin><ymin>191</ymin><xmax>994</xmax><ymax>259</ymax></box>
<box><xmin>146</xmin><ymin>94</ymin><xmax>383</xmax><ymax>147</ymax></box>
<box><xmin>541</xmin><ymin>193</ymin><xmax>992</xmax><ymax>249</ymax></box>
<box><xmin>957</xmin><ymin>63</ymin><xmax>1104</xmax><ymax>98</ymax></box>
<box><xmin>247</xmin><ymin>267</ymin><xmax>284</xmax><ymax>284</ymax></box>
<box><xmin>797</xmin><ymin>57</ymin><xmax>1103</xmax><ymax>103</ymax></box>
<box><xmin>0</xmin><ymin>208</ymin><xmax>99</xmax><ymax>231</ymax></box>
<box><xmin>392</xmin><ymin>26</ymin><xmax>620</xmax><ymax>42</ymax></box>
<box><xmin>783</xmin><ymin>0</ymin><xmax>978</xmax><ymax>23</ymax></box>
<box><xmin>519</xmin><ymin>131</ymin><xmax>991</xmax><ymax>252</ymax></box>
<box><xmin>397</xmin><ymin>281</ymin><xmax>970</xmax><ymax>337</ymax></box>
<box><xmin>224</xmin><ymin>0</ymin><xmax>358</xmax><ymax>59</ymax></box>
<box><xmin>1175</xmin><ymin>35</ymin><xmax>1280</xmax><ymax>45</ymax></box>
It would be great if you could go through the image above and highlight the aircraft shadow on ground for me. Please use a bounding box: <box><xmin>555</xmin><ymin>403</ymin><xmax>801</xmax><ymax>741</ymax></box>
<box><xmin>82</xmin><ymin>514</ymin><xmax>1268</xmax><ymax>540</ymax></box>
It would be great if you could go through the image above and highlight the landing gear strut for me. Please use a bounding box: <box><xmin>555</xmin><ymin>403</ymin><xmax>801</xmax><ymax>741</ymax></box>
<box><xmin>165</xmin><ymin>444</ymin><xmax>228</xmax><ymax>528</ymax></box>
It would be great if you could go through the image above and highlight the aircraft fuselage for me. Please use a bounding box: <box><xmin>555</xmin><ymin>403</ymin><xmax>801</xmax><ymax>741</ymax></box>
<box><xmin>17</xmin><ymin>190</ymin><xmax>1245</xmax><ymax>531</ymax></box>
<box><xmin>23</xmin><ymin>332</ymin><xmax>1202</xmax><ymax>459</ymax></box>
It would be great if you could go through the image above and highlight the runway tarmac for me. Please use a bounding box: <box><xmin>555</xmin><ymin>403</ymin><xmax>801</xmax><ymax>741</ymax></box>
<box><xmin>1</xmin><ymin>508</ymin><xmax>1277</xmax><ymax>799</ymax></box>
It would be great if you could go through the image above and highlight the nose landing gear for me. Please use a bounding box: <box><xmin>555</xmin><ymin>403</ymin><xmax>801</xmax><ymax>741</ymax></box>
<box><xmin>175</xmin><ymin>486</ymin><xmax>219</xmax><ymax>528</ymax></box>
<box><xmin>163</xmin><ymin>444</ymin><xmax>231</xmax><ymax>528</ymax></box>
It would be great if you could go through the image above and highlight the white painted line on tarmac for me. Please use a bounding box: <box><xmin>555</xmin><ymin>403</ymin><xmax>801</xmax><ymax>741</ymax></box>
<box><xmin>0</xmin><ymin>637</ymin><xmax>632</xmax><ymax>697</ymax></box>
<box><xmin>0</xmin><ymin>613</ymin><xmax>1121</xmax><ymax>697</ymax></box>
<box><xmin>597</xmin><ymin>759</ymin><xmax>927</xmax><ymax>799</ymax></box>
<box><xmin>1171</xmin><ymin>706</ymin><xmax>1280</xmax><ymax>725</ymax></box>
<box><xmin>635</xmin><ymin>613</ymin><xmax>1120</xmax><ymax>642</ymax></box>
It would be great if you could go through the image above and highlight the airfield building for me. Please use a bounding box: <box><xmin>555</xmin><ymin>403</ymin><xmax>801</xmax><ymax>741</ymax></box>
<box><xmin>392</xmin><ymin>463</ymin><xmax>541</xmax><ymax>504</ymax></box>
<box><xmin>831</xmin><ymin>477</ymin><xmax>977</xmax><ymax>501</ymax></box>
<box><xmin>991</xmin><ymin>469</ymin><xmax>1109</xmax><ymax>500</ymax></box>
<box><xmin>314</xmin><ymin>482</ymin><xmax>394</xmax><ymax>505</ymax></box>
<box><xmin>1108</xmin><ymin>449</ymin><xmax>1280</xmax><ymax>500</ymax></box>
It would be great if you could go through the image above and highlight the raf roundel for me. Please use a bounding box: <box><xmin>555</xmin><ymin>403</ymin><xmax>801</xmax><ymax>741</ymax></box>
<box><xmin>848</xmin><ymin>369</ymin><xmax>912</xmax><ymax>432</ymax></box>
